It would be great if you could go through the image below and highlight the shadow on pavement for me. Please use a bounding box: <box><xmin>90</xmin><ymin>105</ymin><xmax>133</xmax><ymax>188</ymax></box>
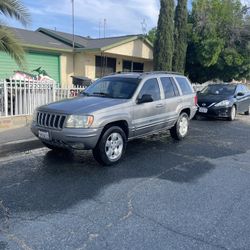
<box><xmin>0</xmin><ymin>118</ymin><xmax>250</xmax><ymax>215</ymax></box>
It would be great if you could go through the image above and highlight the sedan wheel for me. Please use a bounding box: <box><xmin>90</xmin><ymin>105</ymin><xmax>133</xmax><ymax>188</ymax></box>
<box><xmin>228</xmin><ymin>105</ymin><xmax>236</xmax><ymax>121</ymax></box>
<box><xmin>244</xmin><ymin>106</ymin><xmax>250</xmax><ymax>115</ymax></box>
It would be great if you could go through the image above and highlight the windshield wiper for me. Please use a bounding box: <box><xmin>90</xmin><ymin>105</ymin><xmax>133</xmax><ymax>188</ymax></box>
<box><xmin>93</xmin><ymin>92</ymin><xmax>112</xmax><ymax>97</ymax></box>
<box><xmin>81</xmin><ymin>92</ymin><xmax>90</xmax><ymax>96</ymax></box>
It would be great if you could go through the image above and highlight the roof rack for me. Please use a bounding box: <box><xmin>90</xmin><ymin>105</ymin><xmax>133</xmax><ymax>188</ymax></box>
<box><xmin>107</xmin><ymin>71</ymin><xmax>183</xmax><ymax>77</ymax></box>
<box><xmin>142</xmin><ymin>71</ymin><xmax>183</xmax><ymax>76</ymax></box>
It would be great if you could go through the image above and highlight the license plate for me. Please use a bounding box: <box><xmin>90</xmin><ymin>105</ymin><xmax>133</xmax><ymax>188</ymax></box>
<box><xmin>199</xmin><ymin>107</ymin><xmax>208</xmax><ymax>113</ymax></box>
<box><xmin>38</xmin><ymin>130</ymin><xmax>50</xmax><ymax>140</ymax></box>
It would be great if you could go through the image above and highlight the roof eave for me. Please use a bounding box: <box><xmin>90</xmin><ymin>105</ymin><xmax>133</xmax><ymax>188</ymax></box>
<box><xmin>22</xmin><ymin>44</ymin><xmax>73</xmax><ymax>53</ymax></box>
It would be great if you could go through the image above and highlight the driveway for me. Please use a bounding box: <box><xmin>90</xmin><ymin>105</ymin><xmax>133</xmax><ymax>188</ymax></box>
<box><xmin>0</xmin><ymin>116</ymin><xmax>250</xmax><ymax>250</ymax></box>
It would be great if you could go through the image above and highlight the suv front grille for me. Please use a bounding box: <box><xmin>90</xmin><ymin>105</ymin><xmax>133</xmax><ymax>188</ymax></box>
<box><xmin>37</xmin><ymin>112</ymin><xmax>66</xmax><ymax>130</ymax></box>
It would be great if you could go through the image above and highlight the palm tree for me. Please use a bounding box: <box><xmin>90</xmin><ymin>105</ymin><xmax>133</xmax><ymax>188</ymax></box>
<box><xmin>0</xmin><ymin>0</ymin><xmax>30</xmax><ymax>67</ymax></box>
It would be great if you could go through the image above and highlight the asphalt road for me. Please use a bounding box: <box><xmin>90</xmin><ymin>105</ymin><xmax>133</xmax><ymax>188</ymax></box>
<box><xmin>0</xmin><ymin>115</ymin><xmax>250</xmax><ymax>250</ymax></box>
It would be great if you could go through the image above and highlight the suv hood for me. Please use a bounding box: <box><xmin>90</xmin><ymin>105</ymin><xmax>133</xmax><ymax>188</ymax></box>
<box><xmin>38</xmin><ymin>96</ymin><xmax>129</xmax><ymax>114</ymax></box>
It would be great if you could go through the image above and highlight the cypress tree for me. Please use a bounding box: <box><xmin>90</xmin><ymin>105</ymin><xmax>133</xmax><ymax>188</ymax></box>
<box><xmin>154</xmin><ymin>0</ymin><xmax>175</xmax><ymax>71</ymax></box>
<box><xmin>172</xmin><ymin>0</ymin><xmax>188</xmax><ymax>73</ymax></box>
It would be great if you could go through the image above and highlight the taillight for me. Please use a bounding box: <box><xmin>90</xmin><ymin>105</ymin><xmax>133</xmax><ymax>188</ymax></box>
<box><xmin>194</xmin><ymin>95</ymin><xmax>198</xmax><ymax>106</ymax></box>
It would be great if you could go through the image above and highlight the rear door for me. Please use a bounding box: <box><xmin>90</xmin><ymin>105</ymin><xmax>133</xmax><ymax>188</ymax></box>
<box><xmin>159</xmin><ymin>77</ymin><xmax>180</xmax><ymax>127</ymax></box>
<box><xmin>132</xmin><ymin>78</ymin><xmax>164</xmax><ymax>137</ymax></box>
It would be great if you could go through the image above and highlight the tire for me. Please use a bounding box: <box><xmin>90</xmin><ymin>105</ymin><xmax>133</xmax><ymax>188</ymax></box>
<box><xmin>170</xmin><ymin>113</ymin><xmax>189</xmax><ymax>141</ymax></box>
<box><xmin>244</xmin><ymin>106</ymin><xmax>250</xmax><ymax>115</ymax></box>
<box><xmin>228</xmin><ymin>105</ymin><xmax>236</xmax><ymax>121</ymax></box>
<box><xmin>92</xmin><ymin>126</ymin><xmax>127</xmax><ymax>166</ymax></box>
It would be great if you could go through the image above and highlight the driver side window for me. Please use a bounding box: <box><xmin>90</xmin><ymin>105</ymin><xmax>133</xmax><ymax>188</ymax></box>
<box><xmin>138</xmin><ymin>78</ymin><xmax>160</xmax><ymax>101</ymax></box>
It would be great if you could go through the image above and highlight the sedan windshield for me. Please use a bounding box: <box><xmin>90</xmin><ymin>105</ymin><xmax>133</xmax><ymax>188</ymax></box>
<box><xmin>201</xmin><ymin>84</ymin><xmax>236</xmax><ymax>95</ymax></box>
<box><xmin>82</xmin><ymin>77</ymin><xmax>140</xmax><ymax>99</ymax></box>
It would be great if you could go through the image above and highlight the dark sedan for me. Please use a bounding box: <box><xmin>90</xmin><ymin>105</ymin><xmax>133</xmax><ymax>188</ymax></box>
<box><xmin>196</xmin><ymin>83</ymin><xmax>250</xmax><ymax>121</ymax></box>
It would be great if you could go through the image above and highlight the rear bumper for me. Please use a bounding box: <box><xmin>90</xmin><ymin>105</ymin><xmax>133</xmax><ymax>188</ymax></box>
<box><xmin>31</xmin><ymin>122</ymin><xmax>103</xmax><ymax>150</ymax></box>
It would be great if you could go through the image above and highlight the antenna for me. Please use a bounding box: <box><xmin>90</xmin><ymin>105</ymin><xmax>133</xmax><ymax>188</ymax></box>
<box><xmin>104</xmin><ymin>18</ymin><xmax>107</xmax><ymax>38</ymax></box>
<box><xmin>141</xmin><ymin>18</ymin><xmax>147</xmax><ymax>37</ymax></box>
<box><xmin>99</xmin><ymin>19</ymin><xmax>101</xmax><ymax>38</ymax></box>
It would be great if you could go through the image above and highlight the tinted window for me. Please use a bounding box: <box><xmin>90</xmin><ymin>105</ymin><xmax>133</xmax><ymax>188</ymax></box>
<box><xmin>161</xmin><ymin>77</ymin><xmax>176</xmax><ymax>98</ymax></box>
<box><xmin>175</xmin><ymin>77</ymin><xmax>193</xmax><ymax>95</ymax></box>
<box><xmin>138</xmin><ymin>78</ymin><xmax>160</xmax><ymax>101</ymax></box>
<box><xmin>84</xmin><ymin>77</ymin><xmax>139</xmax><ymax>99</ymax></box>
<box><xmin>201</xmin><ymin>84</ymin><xmax>236</xmax><ymax>95</ymax></box>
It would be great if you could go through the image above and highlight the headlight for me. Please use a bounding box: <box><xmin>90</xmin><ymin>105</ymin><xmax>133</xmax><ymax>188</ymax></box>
<box><xmin>32</xmin><ymin>109</ymin><xmax>38</xmax><ymax>122</ymax></box>
<box><xmin>214</xmin><ymin>100</ymin><xmax>230</xmax><ymax>107</ymax></box>
<box><xmin>65</xmin><ymin>115</ymin><xmax>94</xmax><ymax>128</ymax></box>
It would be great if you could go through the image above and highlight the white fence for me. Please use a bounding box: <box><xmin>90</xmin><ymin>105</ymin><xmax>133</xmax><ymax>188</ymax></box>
<box><xmin>0</xmin><ymin>80</ymin><xmax>85</xmax><ymax>117</ymax></box>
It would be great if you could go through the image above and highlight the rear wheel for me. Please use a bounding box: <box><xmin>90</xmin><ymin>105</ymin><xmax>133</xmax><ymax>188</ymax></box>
<box><xmin>228</xmin><ymin>105</ymin><xmax>236</xmax><ymax>121</ymax></box>
<box><xmin>93</xmin><ymin>126</ymin><xmax>127</xmax><ymax>166</ymax></box>
<box><xmin>170</xmin><ymin>113</ymin><xmax>189</xmax><ymax>140</ymax></box>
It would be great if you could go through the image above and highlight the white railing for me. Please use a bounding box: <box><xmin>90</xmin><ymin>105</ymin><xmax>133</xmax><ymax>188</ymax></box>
<box><xmin>0</xmin><ymin>80</ymin><xmax>85</xmax><ymax>117</ymax></box>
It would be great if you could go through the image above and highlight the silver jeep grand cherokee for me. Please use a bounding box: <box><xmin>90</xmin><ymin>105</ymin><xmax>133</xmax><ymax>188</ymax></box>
<box><xmin>31</xmin><ymin>72</ymin><xmax>197</xmax><ymax>165</ymax></box>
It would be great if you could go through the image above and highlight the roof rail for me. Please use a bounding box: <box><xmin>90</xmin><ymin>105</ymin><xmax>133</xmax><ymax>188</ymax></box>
<box><xmin>142</xmin><ymin>71</ymin><xmax>183</xmax><ymax>76</ymax></box>
<box><xmin>107</xmin><ymin>71</ymin><xmax>143</xmax><ymax>76</ymax></box>
<box><xmin>106</xmin><ymin>71</ymin><xmax>183</xmax><ymax>77</ymax></box>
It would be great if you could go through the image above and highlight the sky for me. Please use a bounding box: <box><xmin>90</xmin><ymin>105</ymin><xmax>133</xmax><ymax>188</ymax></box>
<box><xmin>2</xmin><ymin>0</ymin><xmax>250</xmax><ymax>38</ymax></box>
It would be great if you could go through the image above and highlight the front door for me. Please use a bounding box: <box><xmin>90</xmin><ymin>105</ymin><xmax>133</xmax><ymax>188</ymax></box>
<box><xmin>132</xmin><ymin>78</ymin><xmax>164</xmax><ymax>137</ymax></box>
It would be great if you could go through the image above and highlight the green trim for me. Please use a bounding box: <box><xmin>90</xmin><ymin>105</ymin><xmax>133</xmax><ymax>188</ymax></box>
<box><xmin>22</xmin><ymin>44</ymin><xmax>72</xmax><ymax>52</ymax></box>
<box><xmin>58</xmin><ymin>55</ymin><xmax>61</xmax><ymax>85</ymax></box>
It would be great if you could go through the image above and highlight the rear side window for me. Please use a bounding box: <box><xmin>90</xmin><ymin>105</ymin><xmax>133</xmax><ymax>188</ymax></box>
<box><xmin>138</xmin><ymin>78</ymin><xmax>160</xmax><ymax>101</ymax></box>
<box><xmin>175</xmin><ymin>77</ymin><xmax>193</xmax><ymax>95</ymax></box>
<box><xmin>160</xmin><ymin>77</ymin><xmax>179</xmax><ymax>98</ymax></box>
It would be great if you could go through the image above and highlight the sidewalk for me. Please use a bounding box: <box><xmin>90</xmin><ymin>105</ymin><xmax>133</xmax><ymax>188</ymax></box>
<box><xmin>0</xmin><ymin>125</ymin><xmax>36</xmax><ymax>145</ymax></box>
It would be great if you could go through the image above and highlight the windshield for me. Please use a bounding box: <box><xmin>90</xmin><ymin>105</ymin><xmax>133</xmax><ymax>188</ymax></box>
<box><xmin>200</xmin><ymin>84</ymin><xmax>236</xmax><ymax>95</ymax></box>
<box><xmin>82</xmin><ymin>77</ymin><xmax>140</xmax><ymax>99</ymax></box>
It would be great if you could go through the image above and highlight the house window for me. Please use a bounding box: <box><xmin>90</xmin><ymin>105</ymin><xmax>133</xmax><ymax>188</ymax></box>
<box><xmin>95</xmin><ymin>56</ymin><xmax>116</xmax><ymax>78</ymax></box>
<box><xmin>123</xmin><ymin>60</ymin><xmax>144</xmax><ymax>73</ymax></box>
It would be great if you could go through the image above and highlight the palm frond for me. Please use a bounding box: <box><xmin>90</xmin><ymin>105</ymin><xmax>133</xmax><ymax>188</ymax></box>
<box><xmin>0</xmin><ymin>25</ymin><xmax>26</xmax><ymax>68</ymax></box>
<box><xmin>0</xmin><ymin>0</ymin><xmax>31</xmax><ymax>26</ymax></box>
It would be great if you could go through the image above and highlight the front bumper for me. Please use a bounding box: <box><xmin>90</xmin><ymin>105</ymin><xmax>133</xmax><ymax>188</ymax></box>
<box><xmin>197</xmin><ymin>106</ymin><xmax>232</xmax><ymax>118</ymax></box>
<box><xmin>31</xmin><ymin>122</ymin><xmax>103</xmax><ymax>150</ymax></box>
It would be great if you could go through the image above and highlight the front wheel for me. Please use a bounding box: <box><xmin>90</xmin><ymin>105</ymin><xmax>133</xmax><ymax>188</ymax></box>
<box><xmin>93</xmin><ymin>126</ymin><xmax>127</xmax><ymax>166</ymax></box>
<box><xmin>228</xmin><ymin>105</ymin><xmax>236</xmax><ymax>121</ymax></box>
<box><xmin>170</xmin><ymin>113</ymin><xmax>189</xmax><ymax>140</ymax></box>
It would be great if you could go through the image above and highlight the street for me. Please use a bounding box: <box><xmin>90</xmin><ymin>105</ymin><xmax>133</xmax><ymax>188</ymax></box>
<box><xmin>0</xmin><ymin>116</ymin><xmax>250</xmax><ymax>250</ymax></box>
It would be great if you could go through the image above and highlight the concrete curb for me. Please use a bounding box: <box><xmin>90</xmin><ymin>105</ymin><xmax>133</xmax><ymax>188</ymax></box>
<box><xmin>0</xmin><ymin>115</ymin><xmax>32</xmax><ymax>132</ymax></box>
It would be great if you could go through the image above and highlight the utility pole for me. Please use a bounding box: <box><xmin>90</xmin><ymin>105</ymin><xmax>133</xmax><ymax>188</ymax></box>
<box><xmin>72</xmin><ymin>0</ymin><xmax>75</xmax><ymax>76</ymax></box>
<box><xmin>72</xmin><ymin>0</ymin><xmax>75</xmax><ymax>50</ymax></box>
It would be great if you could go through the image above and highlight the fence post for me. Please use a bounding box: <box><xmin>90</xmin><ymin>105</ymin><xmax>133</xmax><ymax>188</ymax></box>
<box><xmin>3</xmin><ymin>80</ymin><xmax>8</xmax><ymax>117</ymax></box>
<box><xmin>52</xmin><ymin>83</ymin><xmax>56</xmax><ymax>102</ymax></box>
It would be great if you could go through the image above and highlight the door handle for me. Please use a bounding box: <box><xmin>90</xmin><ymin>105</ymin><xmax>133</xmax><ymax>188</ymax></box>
<box><xmin>156</xmin><ymin>104</ymin><xmax>163</xmax><ymax>108</ymax></box>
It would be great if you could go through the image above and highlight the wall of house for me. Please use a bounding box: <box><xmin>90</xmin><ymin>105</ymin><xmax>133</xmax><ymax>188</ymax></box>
<box><xmin>60</xmin><ymin>52</ymin><xmax>74</xmax><ymax>87</ymax></box>
<box><xmin>105</xmin><ymin>39</ymin><xmax>153</xmax><ymax>60</ymax></box>
<box><xmin>75</xmin><ymin>52</ymin><xmax>96</xmax><ymax>80</ymax></box>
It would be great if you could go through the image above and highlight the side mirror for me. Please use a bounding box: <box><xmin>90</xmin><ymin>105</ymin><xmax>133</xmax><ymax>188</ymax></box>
<box><xmin>137</xmin><ymin>94</ymin><xmax>154</xmax><ymax>104</ymax></box>
<box><xmin>236</xmin><ymin>92</ymin><xmax>244</xmax><ymax>97</ymax></box>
